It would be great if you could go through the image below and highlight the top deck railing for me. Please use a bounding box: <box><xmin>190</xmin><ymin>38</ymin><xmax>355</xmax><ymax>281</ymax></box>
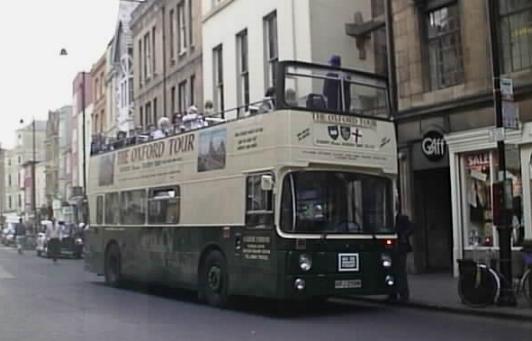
<box><xmin>91</xmin><ymin>61</ymin><xmax>391</xmax><ymax>156</ymax></box>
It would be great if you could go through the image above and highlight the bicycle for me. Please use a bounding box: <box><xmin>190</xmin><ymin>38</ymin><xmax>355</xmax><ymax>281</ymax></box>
<box><xmin>457</xmin><ymin>246</ymin><xmax>532</xmax><ymax>308</ymax></box>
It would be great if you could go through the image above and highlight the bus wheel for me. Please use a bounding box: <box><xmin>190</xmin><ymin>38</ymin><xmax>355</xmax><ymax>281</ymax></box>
<box><xmin>104</xmin><ymin>243</ymin><xmax>123</xmax><ymax>287</ymax></box>
<box><xmin>200</xmin><ymin>250</ymin><xmax>229</xmax><ymax>308</ymax></box>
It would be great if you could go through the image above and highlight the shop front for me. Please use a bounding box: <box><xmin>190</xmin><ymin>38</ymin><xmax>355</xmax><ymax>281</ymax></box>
<box><xmin>446</xmin><ymin>125</ymin><xmax>532</xmax><ymax>276</ymax></box>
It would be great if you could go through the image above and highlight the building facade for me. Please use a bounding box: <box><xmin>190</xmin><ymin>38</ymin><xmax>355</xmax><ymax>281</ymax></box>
<box><xmin>131</xmin><ymin>0</ymin><xmax>203</xmax><ymax>129</ymax></box>
<box><xmin>91</xmin><ymin>53</ymin><xmax>107</xmax><ymax>137</ymax></box>
<box><xmin>391</xmin><ymin>0</ymin><xmax>532</xmax><ymax>274</ymax></box>
<box><xmin>201</xmin><ymin>0</ymin><xmax>381</xmax><ymax>119</ymax></box>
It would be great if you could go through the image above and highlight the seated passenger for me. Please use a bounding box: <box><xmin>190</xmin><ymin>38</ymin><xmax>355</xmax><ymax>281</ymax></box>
<box><xmin>258</xmin><ymin>87</ymin><xmax>276</xmax><ymax>114</ymax></box>
<box><xmin>285</xmin><ymin>88</ymin><xmax>298</xmax><ymax>107</ymax></box>
<box><xmin>183</xmin><ymin>105</ymin><xmax>207</xmax><ymax>130</ymax></box>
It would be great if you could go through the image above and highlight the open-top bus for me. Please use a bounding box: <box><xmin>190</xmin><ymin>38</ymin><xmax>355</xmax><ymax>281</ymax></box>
<box><xmin>85</xmin><ymin>61</ymin><xmax>398</xmax><ymax>307</ymax></box>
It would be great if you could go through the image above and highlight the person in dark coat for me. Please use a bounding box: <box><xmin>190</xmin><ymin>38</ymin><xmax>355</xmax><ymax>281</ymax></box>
<box><xmin>391</xmin><ymin>214</ymin><xmax>414</xmax><ymax>302</ymax></box>
<box><xmin>322</xmin><ymin>55</ymin><xmax>351</xmax><ymax>112</ymax></box>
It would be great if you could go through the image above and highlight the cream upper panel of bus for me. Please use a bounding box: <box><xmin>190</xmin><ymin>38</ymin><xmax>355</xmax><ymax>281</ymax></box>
<box><xmin>88</xmin><ymin>110</ymin><xmax>397</xmax><ymax>193</ymax></box>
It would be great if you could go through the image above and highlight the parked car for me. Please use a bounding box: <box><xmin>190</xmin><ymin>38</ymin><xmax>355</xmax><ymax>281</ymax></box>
<box><xmin>36</xmin><ymin>221</ymin><xmax>84</xmax><ymax>259</ymax></box>
<box><xmin>1</xmin><ymin>225</ymin><xmax>15</xmax><ymax>246</ymax></box>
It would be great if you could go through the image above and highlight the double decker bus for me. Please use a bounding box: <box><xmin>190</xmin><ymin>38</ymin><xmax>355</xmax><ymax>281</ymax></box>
<box><xmin>85</xmin><ymin>61</ymin><xmax>398</xmax><ymax>307</ymax></box>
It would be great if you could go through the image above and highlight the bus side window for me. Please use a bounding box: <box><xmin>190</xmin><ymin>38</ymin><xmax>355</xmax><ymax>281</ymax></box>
<box><xmin>121</xmin><ymin>190</ymin><xmax>147</xmax><ymax>225</ymax></box>
<box><xmin>105</xmin><ymin>193</ymin><xmax>120</xmax><ymax>225</ymax></box>
<box><xmin>246</xmin><ymin>175</ymin><xmax>273</xmax><ymax>228</ymax></box>
<box><xmin>148</xmin><ymin>187</ymin><xmax>180</xmax><ymax>225</ymax></box>
<box><xmin>96</xmin><ymin>196</ymin><xmax>104</xmax><ymax>225</ymax></box>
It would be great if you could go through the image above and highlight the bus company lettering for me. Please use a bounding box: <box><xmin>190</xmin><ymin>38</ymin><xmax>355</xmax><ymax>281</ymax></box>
<box><xmin>116</xmin><ymin>134</ymin><xmax>195</xmax><ymax>166</ymax></box>
<box><xmin>312</xmin><ymin>112</ymin><xmax>377</xmax><ymax>129</ymax></box>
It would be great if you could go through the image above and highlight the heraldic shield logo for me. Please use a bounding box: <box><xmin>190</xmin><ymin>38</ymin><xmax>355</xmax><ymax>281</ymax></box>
<box><xmin>328</xmin><ymin>125</ymin><xmax>339</xmax><ymax>140</ymax></box>
<box><xmin>340</xmin><ymin>126</ymin><xmax>351</xmax><ymax>141</ymax></box>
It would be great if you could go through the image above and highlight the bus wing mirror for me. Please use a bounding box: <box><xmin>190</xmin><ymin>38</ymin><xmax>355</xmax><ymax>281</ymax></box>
<box><xmin>261</xmin><ymin>175</ymin><xmax>274</xmax><ymax>192</ymax></box>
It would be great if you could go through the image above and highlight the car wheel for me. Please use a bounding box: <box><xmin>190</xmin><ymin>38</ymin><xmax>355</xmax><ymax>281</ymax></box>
<box><xmin>199</xmin><ymin>250</ymin><xmax>229</xmax><ymax>308</ymax></box>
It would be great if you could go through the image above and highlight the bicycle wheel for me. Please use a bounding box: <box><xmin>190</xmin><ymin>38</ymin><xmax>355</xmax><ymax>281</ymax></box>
<box><xmin>520</xmin><ymin>269</ymin><xmax>532</xmax><ymax>307</ymax></box>
<box><xmin>458</xmin><ymin>263</ymin><xmax>500</xmax><ymax>308</ymax></box>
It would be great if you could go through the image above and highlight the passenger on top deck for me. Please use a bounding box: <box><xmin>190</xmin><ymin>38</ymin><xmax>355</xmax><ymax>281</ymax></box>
<box><xmin>323</xmin><ymin>54</ymin><xmax>351</xmax><ymax>112</ymax></box>
<box><xmin>183</xmin><ymin>105</ymin><xmax>207</xmax><ymax>130</ymax></box>
<box><xmin>258</xmin><ymin>87</ymin><xmax>276</xmax><ymax>114</ymax></box>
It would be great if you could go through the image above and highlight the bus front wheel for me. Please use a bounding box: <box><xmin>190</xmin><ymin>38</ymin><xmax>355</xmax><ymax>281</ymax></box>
<box><xmin>200</xmin><ymin>250</ymin><xmax>229</xmax><ymax>308</ymax></box>
<box><xmin>104</xmin><ymin>243</ymin><xmax>123</xmax><ymax>287</ymax></box>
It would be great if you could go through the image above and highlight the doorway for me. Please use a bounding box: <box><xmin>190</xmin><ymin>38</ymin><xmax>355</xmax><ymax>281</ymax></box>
<box><xmin>413</xmin><ymin>169</ymin><xmax>453</xmax><ymax>272</ymax></box>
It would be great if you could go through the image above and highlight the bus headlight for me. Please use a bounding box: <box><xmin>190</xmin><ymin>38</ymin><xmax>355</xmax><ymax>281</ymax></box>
<box><xmin>299</xmin><ymin>254</ymin><xmax>312</xmax><ymax>271</ymax></box>
<box><xmin>294</xmin><ymin>278</ymin><xmax>306</xmax><ymax>291</ymax></box>
<box><xmin>385</xmin><ymin>275</ymin><xmax>395</xmax><ymax>287</ymax></box>
<box><xmin>381</xmin><ymin>254</ymin><xmax>392</xmax><ymax>268</ymax></box>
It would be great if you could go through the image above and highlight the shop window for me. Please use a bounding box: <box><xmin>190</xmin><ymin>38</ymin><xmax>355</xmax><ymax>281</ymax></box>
<box><xmin>461</xmin><ymin>148</ymin><xmax>523</xmax><ymax>249</ymax></box>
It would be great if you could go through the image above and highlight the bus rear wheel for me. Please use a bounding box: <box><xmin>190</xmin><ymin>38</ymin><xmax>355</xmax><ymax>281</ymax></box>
<box><xmin>104</xmin><ymin>243</ymin><xmax>123</xmax><ymax>287</ymax></box>
<box><xmin>200</xmin><ymin>250</ymin><xmax>229</xmax><ymax>308</ymax></box>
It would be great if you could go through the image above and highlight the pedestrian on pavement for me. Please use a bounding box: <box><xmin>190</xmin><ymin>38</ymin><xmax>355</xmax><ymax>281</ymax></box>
<box><xmin>14</xmin><ymin>218</ymin><xmax>26</xmax><ymax>255</ymax></box>
<box><xmin>46</xmin><ymin>220</ymin><xmax>61</xmax><ymax>263</ymax></box>
<box><xmin>391</xmin><ymin>214</ymin><xmax>414</xmax><ymax>302</ymax></box>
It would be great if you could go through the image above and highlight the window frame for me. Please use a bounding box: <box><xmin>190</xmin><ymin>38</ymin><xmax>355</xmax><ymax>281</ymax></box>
<box><xmin>178</xmin><ymin>80</ymin><xmax>188</xmax><ymax>115</ymax></box>
<box><xmin>147</xmin><ymin>186</ymin><xmax>181</xmax><ymax>225</ymax></box>
<box><xmin>104</xmin><ymin>192</ymin><xmax>120</xmax><ymax>225</ymax></box>
<box><xmin>423</xmin><ymin>1</ymin><xmax>464</xmax><ymax>90</ymax></box>
<box><xmin>245</xmin><ymin>173</ymin><xmax>274</xmax><ymax>229</ymax></box>
<box><xmin>499</xmin><ymin>0</ymin><xmax>532</xmax><ymax>73</ymax></box>
<box><xmin>96</xmin><ymin>195</ymin><xmax>104</xmax><ymax>225</ymax></box>
<box><xmin>213</xmin><ymin>44</ymin><xmax>224</xmax><ymax>114</ymax></box>
<box><xmin>120</xmin><ymin>189</ymin><xmax>147</xmax><ymax>225</ymax></box>
<box><xmin>169</xmin><ymin>9</ymin><xmax>176</xmax><ymax>62</ymax></box>
<box><xmin>177</xmin><ymin>1</ymin><xmax>187</xmax><ymax>55</ymax></box>
<box><xmin>236</xmin><ymin>29</ymin><xmax>250</xmax><ymax>116</ymax></box>
<box><xmin>263</xmin><ymin>11</ymin><xmax>279</xmax><ymax>89</ymax></box>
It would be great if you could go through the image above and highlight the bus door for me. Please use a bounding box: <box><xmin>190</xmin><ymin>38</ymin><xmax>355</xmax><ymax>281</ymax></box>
<box><xmin>234</xmin><ymin>173</ymin><xmax>276</xmax><ymax>296</ymax></box>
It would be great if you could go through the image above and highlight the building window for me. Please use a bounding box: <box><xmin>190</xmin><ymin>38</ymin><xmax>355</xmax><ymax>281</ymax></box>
<box><xmin>140</xmin><ymin>106</ymin><xmax>144</xmax><ymax>128</ymax></box>
<box><xmin>144</xmin><ymin>32</ymin><xmax>151</xmax><ymax>80</ymax></box>
<box><xmin>148</xmin><ymin>187</ymin><xmax>180</xmax><ymax>224</ymax></box>
<box><xmin>152</xmin><ymin>26</ymin><xmax>157</xmax><ymax>75</ymax></box>
<box><xmin>169</xmin><ymin>9</ymin><xmax>176</xmax><ymax>62</ymax></box>
<box><xmin>100</xmin><ymin>110</ymin><xmax>105</xmax><ymax>133</ymax></box>
<box><xmin>153</xmin><ymin>97</ymin><xmax>158</xmax><ymax>124</ymax></box>
<box><xmin>138</xmin><ymin>39</ymin><xmax>143</xmax><ymax>86</ymax></box>
<box><xmin>213</xmin><ymin>44</ymin><xmax>224</xmax><ymax>114</ymax></box>
<box><xmin>171</xmin><ymin>86</ymin><xmax>176</xmax><ymax>114</ymax></box>
<box><xmin>178</xmin><ymin>80</ymin><xmax>187</xmax><ymax>115</ymax></box>
<box><xmin>18</xmin><ymin>194</ymin><xmax>21</xmax><ymax>209</ymax></box>
<box><xmin>188</xmin><ymin>0</ymin><xmax>194</xmax><ymax>47</ymax></box>
<box><xmin>264</xmin><ymin>11</ymin><xmax>278</xmax><ymax>89</ymax></box>
<box><xmin>145</xmin><ymin>102</ymin><xmax>152</xmax><ymax>126</ymax></box>
<box><xmin>8</xmin><ymin>195</ymin><xmax>12</xmax><ymax>210</ymax></box>
<box><xmin>500</xmin><ymin>0</ymin><xmax>532</xmax><ymax>73</ymax></box>
<box><xmin>190</xmin><ymin>74</ymin><xmax>195</xmax><ymax>106</ymax></box>
<box><xmin>178</xmin><ymin>1</ymin><xmax>187</xmax><ymax>55</ymax></box>
<box><xmin>425</xmin><ymin>3</ymin><xmax>464</xmax><ymax>89</ymax></box>
<box><xmin>236</xmin><ymin>29</ymin><xmax>250</xmax><ymax>116</ymax></box>
<box><xmin>8</xmin><ymin>174</ymin><xmax>11</xmax><ymax>187</ymax></box>
<box><xmin>94</xmin><ymin>78</ymin><xmax>100</xmax><ymax>101</ymax></box>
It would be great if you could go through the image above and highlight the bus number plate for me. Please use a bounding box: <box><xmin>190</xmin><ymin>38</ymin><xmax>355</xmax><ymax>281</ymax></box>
<box><xmin>338</xmin><ymin>253</ymin><xmax>359</xmax><ymax>272</ymax></box>
<box><xmin>335</xmin><ymin>279</ymin><xmax>362</xmax><ymax>289</ymax></box>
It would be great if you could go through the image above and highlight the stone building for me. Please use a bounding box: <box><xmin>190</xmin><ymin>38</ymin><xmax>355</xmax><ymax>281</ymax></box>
<box><xmin>131</xmin><ymin>0</ymin><xmax>203</xmax><ymax>129</ymax></box>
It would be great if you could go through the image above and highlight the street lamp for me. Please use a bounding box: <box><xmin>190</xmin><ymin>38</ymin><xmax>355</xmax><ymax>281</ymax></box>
<box><xmin>59</xmin><ymin>48</ymin><xmax>88</xmax><ymax>224</ymax></box>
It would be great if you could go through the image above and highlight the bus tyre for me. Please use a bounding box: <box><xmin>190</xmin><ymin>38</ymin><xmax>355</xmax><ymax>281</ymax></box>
<box><xmin>104</xmin><ymin>243</ymin><xmax>123</xmax><ymax>288</ymax></box>
<box><xmin>200</xmin><ymin>251</ymin><xmax>229</xmax><ymax>308</ymax></box>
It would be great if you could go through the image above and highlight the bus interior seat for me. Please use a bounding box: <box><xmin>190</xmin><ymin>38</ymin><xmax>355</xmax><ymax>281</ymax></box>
<box><xmin>306</xmin><ymin>94</ymin><xmax>327</xmax><ymax>110</ymax></box>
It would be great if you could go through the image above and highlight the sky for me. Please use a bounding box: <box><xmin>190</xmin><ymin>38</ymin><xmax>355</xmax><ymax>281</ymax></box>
<box><xmin>0</xmin><ymin>0</ymin><xmax>121</xmax><ymax>149</ymax></box>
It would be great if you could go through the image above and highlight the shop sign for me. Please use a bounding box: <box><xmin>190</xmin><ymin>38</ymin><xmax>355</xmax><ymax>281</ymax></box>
<box><xmin>421</xmin><ymin>131</ymin><xmax>446</xmax><ymax>162</ymax></box>
<box><xmin>466</xmin><ymin>152</ymin><xmax>490</xmax><ymax>171</ymax></box>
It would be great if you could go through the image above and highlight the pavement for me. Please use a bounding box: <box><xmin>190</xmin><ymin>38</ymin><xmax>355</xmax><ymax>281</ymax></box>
<box><xmin>353</xmin><ymin>273</ymin><xmax>532</xmax><ymax>321</ymax></box>
<box><xmin>0</xmin><ymin>246</ymin><xmax>532</xmax><ymax>340</ymax></box>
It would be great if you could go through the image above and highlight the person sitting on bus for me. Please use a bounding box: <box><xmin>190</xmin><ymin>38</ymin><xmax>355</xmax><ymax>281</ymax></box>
<box><xmin>204</xmin><ymin>100</ymin><xmax>215</xmax><ymax>117</ymax></box>
<box><xmin>285</xmin><ymin>88</ymin><xmax>298</xmax><ymax>107</ymax></box>
<box><xmin>151</xmin><ymin>117</ymin><xmax>171</xmax><ymax>139</ymax></box>
<box><xmin>258</xmin><ymin>87</ymin><xmax>276</xmax><ymax>114</ymax></box>
<box><xmin>183</xmin><ymin>105</ymin><xmax>207</xmax><ymax>130</ymax></box>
